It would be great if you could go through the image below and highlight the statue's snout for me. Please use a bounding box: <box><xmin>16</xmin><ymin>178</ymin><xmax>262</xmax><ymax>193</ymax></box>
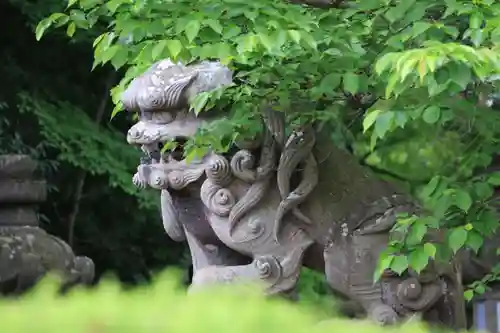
<box><xmin>127</xmin><ymin>126</ymin><xmax>144</xmax><ymax>144</ymax></box>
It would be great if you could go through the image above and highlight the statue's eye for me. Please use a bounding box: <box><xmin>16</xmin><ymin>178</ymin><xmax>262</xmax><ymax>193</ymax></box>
<box><xmin>151</xmin><ymin>111</ymin><xmax>174</xmax><ymax>124</ymax></box>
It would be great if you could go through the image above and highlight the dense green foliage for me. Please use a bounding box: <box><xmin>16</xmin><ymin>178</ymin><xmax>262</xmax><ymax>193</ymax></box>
<box><xmin>35</xmin><ymin>0</ymin><xmax>500</xmax><ymax>299</ymax></box>
<box><xmin>0</xmin><ymin>271</ymin><xmax>429</xmax><ymax>333</ymax></box>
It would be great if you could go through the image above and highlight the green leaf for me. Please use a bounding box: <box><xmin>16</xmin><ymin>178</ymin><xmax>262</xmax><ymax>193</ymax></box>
<box><xmin>343</xmin><ymin>73</ymin><xmax>359</xmax><ymax>95</ymax></box>
<box><xmin>433</xmin><ymin>195</ymin><xmax>452</xmax><ymax>218</ymax></box>
<box><xmin>475</xmin><ymin>284</ymin><xmax>486</xmax><ymax>295</ymax></box>
<box><xmin>474</xmin><ymin>182</ymin><xmax>493</xmax><ymax>200</ymax></box>
<box><xmin>185</xmin><ymin>147</ymin><xmax>208</xmax><ymax>164</ymax></box>
<box><xmin>363</xmin><ymin>110</ymin><xmax>381</xmax><ymax>133</ymax></box>
<box><xmin>67</xmin><ymin>0</ymin><xmax>78</xmax><ymax>8</ymax></box>
<box><xmin>318</xmin><ymin>73</ymin><xmax>341</xmax><ymax>93</ymax></box>
<box><xmin>469</xmin><ymin>11</ymin><xmax>483</xmax><ymax>30</ymax></box>
<box><xmin>236</xmin><ymin>34</ymin><xmax>258</xmax><ymax>55</ymax></box>
<box><xmin>464</xmin><ymin>290</ymin><xmax>474</xmax><ymax>301</ymax></box>
<box><xmin>422</xmin><ymin>105</ymin><xmax>441</xmax><ymax>124</ymax></box>
<box><xmin>374</xmin><ymin>253</ymin><xmax>394</xmax><ymax>282</ymax></box>
<box><xmin>205</xmin><ymin>19</ymin><xmax>223</xmax><ymax>34</ymax></box>
<box><xmin>407</xmin><ymin>221</ymin><xmax>428</xmax><ymax>245</ymax></box>
<box><xmin>448</xmin><ymin>227</ymin><xmax>468</xmax><ymax>253</ymax></box>
<box><xmin>287</xmin><ymin>30</ymin><xmax>301</xmax><ymax>44</ymax></box>
<box><xmin>421</xmin><ymin>176</ymin><xmax>440</xmax><ymax>198</ymax></box>
<box><xmin>423</xmin><ymin>242</ymin><xmax>437</xmax><ymax>258</ymax></box>
<box><xmin>48</xmin><ymin>12</ymin><xmax>68</xmax><ymax>24</ymax></box>
<box><xmin>409</xmin><ymin>247</ymin><xmax>430</xmax><ymax>273</ymax></box>
<box><xmin>99</xmin><ymin>45</ymin><xmax>119</xmax><ymax>65</ymax></box>
<box><xmin>66</xmin><ymin>22</ymin><xmax>76</xmax><ymax>37</ymax></box>
<box><xmin>35</xmin><ymin>18</ymin><xmax>52</xmax><ymax>41</ymax></box>
<box><xmin>258</xmin><ymin>33</ymin><xmax>274</xmax><ymax>52</ymax></box>
<box><xmin>374</xmin><ymin>112</ymin><xmax>394</xmax><ymax>138</ymax></box>
<box><xmin>324</xmin><ymin>48</ymin><xmax>342</xmax><ymax>56</ymax></box>
<box><xmin>190</xmin><ymin>92</ymin><xmax>210</xmax><ymax>115</ymax></box>
<box><xmin>152</xmin><ymin>40</ymin><xmax>167</xmax><ymax>60</ymax></box>
<box><xmin>411</xmin><ymin>22</ymin><xmax>431</xmax><ymax>37</ymax></box>
<box><xmin>390</xmin><ymin>255</ymin><xmax>409</xmax><ymax>275</ymax></box>
<box><xmin>185</xmin><ymin>20</ymin><xmax>201</xmax><ymax>43</ymax></box>
<box><xmin>300</xmin><ymin>32</ymin><xmax>317</xmax><ymax>50</ymax></box>
<box><xmin>452</xmin><ymin>189</ymin><xmax>472</xmax><ymax>212</ymax></box>
<box><xmin>466</xmin><ymin>231</ymin><xmax>484</xmax><ymax>253</ymax></box>
<box><xmin>375</xmin><ymin>53</ymin><xmax>397</xmax><ymax>75</ymax></box>
<box><xmin>110</xmin><ymin>47</ymin><xmax>129</xmax><ymax>70</ymax></box>
<box><xmin>487</xmin><ymin>172</ymin><xmax>500</xmax><ymax>185</ymax></box>
<box><xmin>166</xmin><ymin>40</ymin><xmax>183</xmax><ymax>59</ymax></box>
<box><xmin>449</xmin><ymin>64</ymin><xmax>471</xmax><ymax>89</ymax></box>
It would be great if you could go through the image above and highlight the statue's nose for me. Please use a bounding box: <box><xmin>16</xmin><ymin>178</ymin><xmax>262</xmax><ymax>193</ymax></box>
<box><xmin>127</xmin><ymin>128</ymin><xmax>144</xmax><ymax>142</ymax></box>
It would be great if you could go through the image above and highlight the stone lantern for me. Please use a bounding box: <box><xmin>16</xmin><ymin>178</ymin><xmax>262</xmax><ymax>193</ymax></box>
<box><xmin>0</xmin><ymin>154</ymin><xmax>94</xmax><ymax>295</ymax></box>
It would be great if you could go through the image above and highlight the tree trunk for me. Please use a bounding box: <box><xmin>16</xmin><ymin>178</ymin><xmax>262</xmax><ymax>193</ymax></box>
<box><xmin>67</xmin><ymin>72</ymin><xmax>115</xmax><ymax>247</ymax></box>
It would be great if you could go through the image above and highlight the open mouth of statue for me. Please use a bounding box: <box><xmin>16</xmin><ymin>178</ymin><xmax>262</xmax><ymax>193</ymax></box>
<box><xmin>140</xmin><ymin>136</ymin><xmax>188</xmax><ymax>165</ymax></box>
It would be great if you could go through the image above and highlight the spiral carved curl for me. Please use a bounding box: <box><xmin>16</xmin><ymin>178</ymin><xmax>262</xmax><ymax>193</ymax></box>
<box><xmin>230</xmin><ymin>150</ymin><xmax>256</xmax><ymax>183</ymax></box>
<box><xmin>167</xmin><ymin>168</ymin><xmax>206</xmax><ymax>190</ymax></box>
<box><xmin>254</xmin><ymin>255</ymin><xmax>283</xmax><ymax>287</ymax></box>
<box><xmin>396</xmin><ymin>277</ymin><xmax>442</xmax><ymax>311</ymax></box>
<box><xmin>206</xmin><ymin>154</ymin><xmax>232</xmax><ymax>186</ymax></box>
<box><xmin>201</xmin><ymin>155</ymin><xmax>235</xmax><ymax>217</ymax></box>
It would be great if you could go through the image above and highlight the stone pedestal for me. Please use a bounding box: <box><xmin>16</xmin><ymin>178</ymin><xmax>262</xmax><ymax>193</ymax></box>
<box><xmin>0</xmin><ymin>155</ymin><xmax>94</xmax><ymax>295</ymax></box>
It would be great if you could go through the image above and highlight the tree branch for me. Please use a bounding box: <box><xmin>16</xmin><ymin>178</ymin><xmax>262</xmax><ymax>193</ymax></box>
<box><xmin>287</xmin><ymin>0</ymin><xmax>346</xmax><ymax>9</ymax></box>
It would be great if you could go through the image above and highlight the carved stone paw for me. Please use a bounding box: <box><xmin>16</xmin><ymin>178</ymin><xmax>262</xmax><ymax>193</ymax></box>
<box><xmin>132</xmin><ymin>172</ymin><xmax>147</xmax><ymax>189</ymax></box>
<box><xmin>73</xmin><ymin>256</ymin><xmax>95</xmax><ymax>284</ymax></box>
<box><xmin>368</xmin><ymin>303</ymin><xmax>399</xmax><ymax>326</ymax></box>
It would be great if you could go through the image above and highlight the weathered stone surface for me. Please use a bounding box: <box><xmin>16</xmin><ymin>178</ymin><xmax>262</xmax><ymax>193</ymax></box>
<box><xmin>0</xmin><ymin>154</ymin><xmax>95</xmax><ymax>296</ymax></box>
<box><xmin>0</xmin><ymin>206</ymin><xmax>39</xmax><ymax>226</ymax></box>
<box><xmin>0</xmin><ymin>226</ymin><xmax>95</xmax><ymax>295</ymax></box>
<box><xmin>122</xmin><ymin>59</ymin><xmax>466</xmax><ymax>328</ymax></box>
<box><xmin>0</xmin><ymin>180</ymin><xmax>47</xmax><ymax>203</ymax></box>
<box><xmin>121</xmin><ymin>59</ymin><xmax>232</xmax><ymax>113</ymax></box>
<box><xmin>0</xmin><ymin>155</ymin><xmax>37</xmax><ymax>179</ymax></box>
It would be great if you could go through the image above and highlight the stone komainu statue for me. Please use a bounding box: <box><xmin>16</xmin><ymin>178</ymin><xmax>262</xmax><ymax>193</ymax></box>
<box><xmin>122</xmin><ymin>59</ymin><xmax>467</xmax><ymax>328</ymax></box>
<box><xmin>0</xmin><ymin>155</ymin><xmax>94</xmax><ymax>295</ymax></box>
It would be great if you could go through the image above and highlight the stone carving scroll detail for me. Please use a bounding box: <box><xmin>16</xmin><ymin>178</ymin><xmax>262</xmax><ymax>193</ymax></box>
<box><xmin>201</xmin><ymin>155</ymin><xmax>235</xmax><ymax>217</ymax></box>
<box><xmin>227</xmin><ymin>123</ymin><xmax>278</xmax><ymax>235</ymax></box>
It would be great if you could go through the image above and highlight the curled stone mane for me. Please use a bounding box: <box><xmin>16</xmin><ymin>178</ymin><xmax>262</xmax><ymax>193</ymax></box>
<box><xmin>121</xmin><ymin>59</ymin><xmax>232</xmax><ymax>112</ymax></box>
<box><xmin>227</xmin><ymin>121</ymin><xmax>277</xmax><ymax>236</ymax></box>
<box><xmin>227</xmin><ymin>107</ymin><xmax>319</xmax><ymax>241</ymax></box>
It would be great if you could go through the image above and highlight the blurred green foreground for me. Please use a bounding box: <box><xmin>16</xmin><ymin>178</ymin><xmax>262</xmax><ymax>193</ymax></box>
<box><xmin>0</xmin><ymin>270</ymin><xmax>439</xmax><ymax>333</ymax></box>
